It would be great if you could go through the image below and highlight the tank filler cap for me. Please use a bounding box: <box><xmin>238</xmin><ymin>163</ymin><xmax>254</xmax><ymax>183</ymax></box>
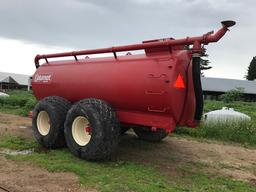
<box><xmin>221</xmin><ymin>20</ymin><xmax>236</xmax><ymax>28</ymax></box>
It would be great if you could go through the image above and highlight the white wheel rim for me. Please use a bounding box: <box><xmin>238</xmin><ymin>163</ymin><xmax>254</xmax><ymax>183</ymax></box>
<box><xmin>37</xmin><ymin>111</ymin><xmax>50</xmax><ymax>136</ymax></box>
<box><xmin>72</xmin><ymin>116</ymin><xmax>92</xmax><ymax>146</ymax></box>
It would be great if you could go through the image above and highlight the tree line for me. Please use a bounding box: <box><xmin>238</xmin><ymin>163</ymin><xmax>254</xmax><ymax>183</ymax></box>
<box><xmin>245</xmin><ymin>56</ymin><xmax>256</xmax><ymax>80</ymax></box>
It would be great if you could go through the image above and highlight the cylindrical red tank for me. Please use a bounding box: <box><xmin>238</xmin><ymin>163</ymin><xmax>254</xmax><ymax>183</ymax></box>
<box><xmin>32</xmin><ymin>49</ymin><xmax>194</xmax><ymax>132</ymax></box>
<box><xmin>32</xmin><ymin>21</ymin><xmax>235</xmax><ymax>132</ymax></box>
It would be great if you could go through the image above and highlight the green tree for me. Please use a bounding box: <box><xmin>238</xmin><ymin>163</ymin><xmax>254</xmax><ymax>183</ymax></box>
<box><xmin>221</xmin><ymin>87</ymin><xmax>244</xmax><ymax>103</ymax></box>
<box><xmin>245</xmin><ymin>56</ymin><xmax>256</xmax><ymax>80</ymax></box>
<box><xmin>200</xmin><ymin>58</ymin><xmax>212</xmax><ymax>70</ymax></box>
<box><xmin>200</xmin><ymin>50</ymin><xmax>212</xmax><ymax>76</ymax></box>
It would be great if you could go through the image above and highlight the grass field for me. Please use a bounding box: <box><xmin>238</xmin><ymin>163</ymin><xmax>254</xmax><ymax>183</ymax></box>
<box><xmin>0</xmin><ymin>91</ymin><xmax>256</xmax><ymax>191</ymax></box>
<box><xmin>0</xmin><ymin>135</ymin><xmax>255</xmax><ymax>192</ymax></box>
<box><xmin>174</xmin><ymin>100</ymin><xmax>256</xmax><ymax>147</ymax></box>
<box><xmin>0</xmin><ymin>90</ymin><xmax>36</xmax><ymax>116</ymax></box>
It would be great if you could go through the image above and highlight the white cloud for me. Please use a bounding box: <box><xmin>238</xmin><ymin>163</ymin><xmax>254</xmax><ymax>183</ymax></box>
<box><xmin>0</xmin><ymin>38</ymin><xmax>71</xmax><ymax>75</ymax></box>
<box><xmin>0</xmin><ymin>0</ymin><xmax>255</xmax><ymax>79</ymax></box>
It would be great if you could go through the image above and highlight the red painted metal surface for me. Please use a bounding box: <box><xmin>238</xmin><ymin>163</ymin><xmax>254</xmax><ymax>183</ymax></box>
<box><xmin>32</xmin><ymin>21</ymin><xmax>235</xmax><ymax>132</ymax></box>
<box><xmin>28</xmin><ymin>111</ymin><xmax>33</xmax><ymax>118</ymax></box>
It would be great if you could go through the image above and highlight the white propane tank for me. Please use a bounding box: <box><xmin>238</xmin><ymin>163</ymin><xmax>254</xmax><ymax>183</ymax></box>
<box><xmin>204</xmin><ymin>107</ymin><xmax>251</xmax><ymax>123</ymax></box>
<box><xmin>0</xmin><ymin>92</ymin><xmax>9</xmax><ymax>97</ymax></box>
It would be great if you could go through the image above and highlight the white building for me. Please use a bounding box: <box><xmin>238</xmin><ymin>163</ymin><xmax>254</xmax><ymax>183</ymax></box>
<box><xmin>202</xmin><ymin>77</ymin><xmax>256</xmax><ymax>101</ymax></box>
<box><xmin>0</xmin><ymin>71</ymin><xmax>31</xmax><ymax>91</ymax></box>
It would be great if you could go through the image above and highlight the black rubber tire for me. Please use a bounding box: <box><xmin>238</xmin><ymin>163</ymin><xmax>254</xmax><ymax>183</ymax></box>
<box><xmin>44</xmin><ymin>96</ymin><xmax>71</xmax><ymax>113</ymax></box>
<box><xmin>64</xmin><ymin>98</ymin><xmax>120</xmax><ymax>160</ymax></box>
<box><xmin>133</xmin><ymin>126</ymin><xmax>168</xmax><ymax>142</ymax></box>
<box><xmin>32</xmin><ymin>96</ymin><xmax>71</xmax><ymax>148</ymax></box>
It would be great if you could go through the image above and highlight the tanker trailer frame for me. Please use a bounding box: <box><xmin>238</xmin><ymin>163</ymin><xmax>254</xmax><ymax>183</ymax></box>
<box><xmin>31</xmin><ymin>21</ymin><xmax>235</xmax><ymax>160</ymax></box>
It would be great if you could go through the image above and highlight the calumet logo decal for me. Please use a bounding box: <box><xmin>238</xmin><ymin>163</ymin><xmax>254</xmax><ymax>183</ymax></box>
<box><xmin>34</xmin><ymin>73</ymin><xmax>53</xmax><ymax>83</ymax></box>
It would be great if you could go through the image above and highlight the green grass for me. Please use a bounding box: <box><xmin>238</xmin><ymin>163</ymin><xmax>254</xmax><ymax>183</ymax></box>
<box><xmin>174</xmin><ymin>100</ymin><xmax>256</xmax><ymax>147</ymax></box>
<box><xmin>0</xmin><ymin>90</ymin><xmax>37</xmax><ymax>116</ymax></box>
<box><xmin>1</xmin><ymin>135</ymin><xmax>255</xmax><ymax>192</ymax></box>
<box><xmin>9</xmin><ymin>150</ymin><xmax>171</xmax><ymax>192</ymax></box>
<box><xmin>0</xmin><ymin>134</ymin><xmax>38</xmax><ymax>150</ymax></box>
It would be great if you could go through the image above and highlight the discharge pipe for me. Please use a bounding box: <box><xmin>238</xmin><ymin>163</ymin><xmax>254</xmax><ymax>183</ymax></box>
<box><xmin>34</xmin><ymin>20</ymin><xmax>236</xmax><ymax>68</ymax></box>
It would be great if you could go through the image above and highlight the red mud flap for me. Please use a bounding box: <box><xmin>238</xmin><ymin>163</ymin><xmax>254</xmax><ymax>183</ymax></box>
<box><xmin>192</xmin><ymin>56</ymin><xmax>204</xmax><ymax>121</ymax></box>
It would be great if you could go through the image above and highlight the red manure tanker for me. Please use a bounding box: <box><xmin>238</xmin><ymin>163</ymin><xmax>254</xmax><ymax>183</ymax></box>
<box><xmin>31</xmin><ymin>21</ymin><xmax>235</xmax><ymax>160</ymax></box>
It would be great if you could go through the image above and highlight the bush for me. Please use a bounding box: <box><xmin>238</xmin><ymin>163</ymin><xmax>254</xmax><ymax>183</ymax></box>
<box><xmin>0</xmin><ymin>90</ymin><xmax>37</xmax><ymax>116</ymax></box>
<box><xmin>4</xmin><ymin>95</ymin><xmax>28</xmax><ymax>106</ymax></box>
<box><xmin>220</xmin><ymin>87</ymin><xmax>244</xmax><ymax>103</ymax></box>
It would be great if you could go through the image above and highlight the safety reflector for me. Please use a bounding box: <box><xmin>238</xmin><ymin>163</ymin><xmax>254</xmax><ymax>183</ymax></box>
<box><xmin>174</xmin><ymin>74</ymin><xmax>185</xmax><ymax>88</ymax></box>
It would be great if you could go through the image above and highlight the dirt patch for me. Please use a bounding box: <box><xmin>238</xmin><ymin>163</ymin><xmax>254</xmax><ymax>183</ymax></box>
<box><xmin>0</xmin><ymin>156</ymin><xmax>95</xmax><ymax>192</ymax></box>
<box><xmin>0</xmin><ymin>113</ymin><xmax>33</xmax><ymax>139</ymax></box>
<box><xmin>0</xmin><ymin>113</ymin><xmax>95</xmax><ymax>192</ymax></box>
<box><xmin>1</xmin><ymin>112</ymin><xmax>256</xmax><ymax>187</ymax></box>
<box><xmin>117</xmin><ymin>132</ymin><xmax>256</xmax><ymax>183</ymax></box>
<box><xmin>0</xmin><ymin>113</ymin><xmax>31</xmax><ymax>127</ymax></box>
